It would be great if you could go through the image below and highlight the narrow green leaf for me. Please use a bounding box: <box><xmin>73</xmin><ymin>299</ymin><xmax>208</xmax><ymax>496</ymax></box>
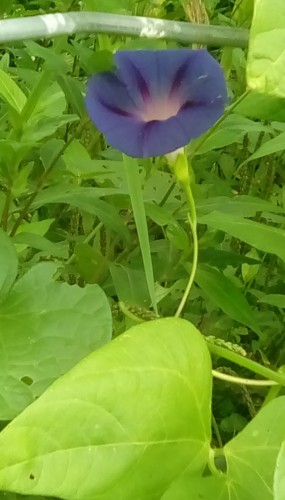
<box><xmin>196</xmin><ymin>195</ymin><xmax>284</xmax><ymax>218</ymax></box>
<box><xmin>200</xmin><ymin>211</ymin><xmax>285</xmax><ymax>263</ymax></box>
<box><xmin>30</xmin><ymin>186</ymin><xmax>130</xmax><ymax>242</ymax></box>
<box><xmin>0</xmin><ymin>68</ymin><xmax>26</xmax><ymax>113</ymax></box>
<box><xmin>0</xmin><ymin>318</ymin><xmax>212</xmax><ymax>499</ymax></box>
<box><xmin>195</xmin><ymin>265</ymin><xmax>260</xmax><ymax>335</ymax></box>
<box><xmin>258</xmin><ymin>294</ymin><xmax>285</xmax><ymax>309</ymax></box>
<box><xmin>123</xmin><ymin>155</ymin><xmax>157</xmax><ymax>313</ymax></box>
<box><xmin>240</xmin><ymin>131</ymin><xmax>285</xmax><ymax>166</ymax></box>
<box><xmin>57</xmin><ymin>75</ymin><xmax>86</xmax><ymax>118</ymax></box>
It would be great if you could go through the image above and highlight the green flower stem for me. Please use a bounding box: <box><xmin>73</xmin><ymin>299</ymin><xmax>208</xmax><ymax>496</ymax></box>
<box><xmin>0</xmin><ymin>12</ymin><xmax>249</xmax><ymax>47</ymax></box>
<box><xmin>175</xmin><ymin>181</ymin><xmax>198</xmax><ymax>317</ymax></box>
<box><xmin>207</xmin><ymin>342</ymin><xmax>285</xmax><ymax>386</ymax></box>
<box><xmin>169</xmin><ymin>153</ymin><xmax>198</xmax><ymax>317</ymax></box>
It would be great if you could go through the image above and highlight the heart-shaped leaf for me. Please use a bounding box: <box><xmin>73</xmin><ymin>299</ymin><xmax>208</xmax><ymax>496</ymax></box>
<box><xmin>0</xmin><ymin>318</ymin><xmax>212</xmax><ymax>499</ymax></box>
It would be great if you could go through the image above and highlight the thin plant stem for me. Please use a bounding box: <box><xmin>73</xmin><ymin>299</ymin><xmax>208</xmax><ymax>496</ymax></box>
<box><xmin>175</xmin><ymin>182</ymin><xmax>198</xmax><ymax>317</ymax></box>
<box><xmin>212</xmin><ymin>413</ymin><xmax>223</xmax><ymax>448</ymax></box>
<box><xmin>1</xmin><ymin>187</ymin><xmax>11</xmax><ymax>231</ymax></box>
<box><xmin>119</xmin><ymin>302</ymin><xmax>145</xmax><ymax>323</ymax></box>
<box><xmin>159</xmin><ymin>90</ymin><xmax>251</xmax><ymax>210</ymax></box>
<box><xmin>212</xmin><ymin>369</ymin><xmax>278</xmax><ymax>386</ymax></box>
<box><xmin>65</xmin><ymin>222</ymin><xmax>103</xmax><ymax>267</ymax></box>
<box><xmin>207</xmin><ymin>341</ymin><xmax>285</xmax><ymax>386</ymax></box>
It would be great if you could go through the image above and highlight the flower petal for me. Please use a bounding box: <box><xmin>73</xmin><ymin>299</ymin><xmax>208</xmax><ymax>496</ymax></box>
<box><xmin>136</xmin><ymin>99</ymin><xmax>225</xmax><ymax>157</ymax></box>
<box><xmin>170</xmin><ymin>50</ymin><xmax>227</xmax><ymax>106</ymax></box>
<box><xmin>115</xmin><ymin>50</ymin><xmax>193</xmax><ymax>103</ymax></box>
<box><xmin>86</xmin><ymin>72</ymin><xmax>137</xmax><ymax>118</ymax></box>
<box><xmin>85</xmin><ymin>49</ymin><xmax>227</xmax><ymax>158</ymax></box>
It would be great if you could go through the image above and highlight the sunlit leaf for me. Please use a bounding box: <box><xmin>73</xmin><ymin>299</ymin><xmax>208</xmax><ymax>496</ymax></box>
<box><xmin>247</xmin><ymin>0</ymin><xmax>285</xmax><ymax>98</ymax></box>
<box><xmin>0</xmin><ymin>318</ymin><xmax>212</xmax><ymax>499</ymax></box>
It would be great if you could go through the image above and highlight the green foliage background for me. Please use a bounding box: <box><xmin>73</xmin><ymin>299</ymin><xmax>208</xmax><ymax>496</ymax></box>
<box><xmin>1</xmin><ymin>0</ymin><xmax>285</xmax><ymax>498</ymax></box>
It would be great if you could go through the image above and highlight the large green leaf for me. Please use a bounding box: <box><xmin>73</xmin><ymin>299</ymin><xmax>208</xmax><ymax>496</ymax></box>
<box><xmin>195</xmin><ymin>265</ymin><xmax>261</xmax><ymax>335</ymax></box>
<box><xmin>223</xmin><ymin>396</ymin><xmax>285</xmax><ymax>499</ymax></box>
<box><xmin>163</xmin><ymin>474</ymin><xmax>230</xmax><ymax>500</ymax></box>
<box><xmin>0</xmin><ymin>229</ymin><xmax>18</xmax><ymax>301</ymax></box>
<box><xmin>200</xmin><ymin>212</ymin><xmax>285</xmax><ymax>263</ymax></box>
<box><xmin>0</xmin><ymin>318</ymin><xmax>212</xmax><ymax>499</ymax></box>
<box><xmin>247</xmin><ymin>0</ymin><xmax>285</xmax><ymax>98</ymax></box>
<box><xmin>0</xmin><ymin>262</ymin><xmax>111</xmax><ymax>420</ymax></box>
<box><xmin>164</xmin><ymin>397</ymin><xmax>285</xmax><ymax>500</ymax></box>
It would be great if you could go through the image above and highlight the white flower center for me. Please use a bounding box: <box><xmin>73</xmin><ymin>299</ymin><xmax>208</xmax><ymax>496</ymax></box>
<box><xmin>139</xmin><ymin>95</ymin><xmax>182</xmax><ymax>122</ymax></box>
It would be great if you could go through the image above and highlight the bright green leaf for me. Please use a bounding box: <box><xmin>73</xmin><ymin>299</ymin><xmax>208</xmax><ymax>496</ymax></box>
<box><xmin>165</xmin><ymin>397</ymin><xmax>285</xmax><ymax>500</ymax></box>
<box><xmin>224</xmin><ymin>396</ymin><xmax>285</xmax><ymax>499</ymax></box>
<box><xmin>0</xmin><ymin>318</ymin><xmax>212</xmax><ymax>499</ymax></box>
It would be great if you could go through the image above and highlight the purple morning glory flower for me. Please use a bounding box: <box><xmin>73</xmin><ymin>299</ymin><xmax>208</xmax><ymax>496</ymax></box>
<box><xmin>85</xmin><ymin>49</ymin><xmax>227</xmax><ymax>158</ymax></box>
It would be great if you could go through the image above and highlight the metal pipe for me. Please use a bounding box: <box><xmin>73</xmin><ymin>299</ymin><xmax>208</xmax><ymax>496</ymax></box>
<box><xmin>0</xmin><ymin>11</ymin><xmax>249</xmax><ymax>47</ymax></box>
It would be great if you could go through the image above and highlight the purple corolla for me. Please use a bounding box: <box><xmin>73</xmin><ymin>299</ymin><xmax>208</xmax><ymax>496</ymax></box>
<box><xmin>85</xmin><ymin>49</ymin><xmax>227</xmax><ymax>158</ymax></box>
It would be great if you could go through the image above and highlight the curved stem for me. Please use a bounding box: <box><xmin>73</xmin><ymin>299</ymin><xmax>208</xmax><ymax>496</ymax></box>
<box><xmin>118</xmin><ymin>302</ymin><xmax>144</xmax><ymax>323</ymax></box>
<box><xmin>207</xmin><ymin>341</ymin><xmax>285</xmax><ymax>386</ymax></box>
<box><xmin>212</xmin><ymin>369</ymin><xmax>278</xmax><ymax>386</ymax></box>
<box><xmin>175</xmin><ymin>181</ymin><xmax>198</xmax><ymax>317</ymax></box>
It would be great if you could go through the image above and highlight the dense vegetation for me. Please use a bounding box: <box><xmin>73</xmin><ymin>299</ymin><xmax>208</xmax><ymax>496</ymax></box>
<box><xmin>0</xmin><ymin>0</ymin><xmax>285</xmax><ymax>498</ymax></box>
